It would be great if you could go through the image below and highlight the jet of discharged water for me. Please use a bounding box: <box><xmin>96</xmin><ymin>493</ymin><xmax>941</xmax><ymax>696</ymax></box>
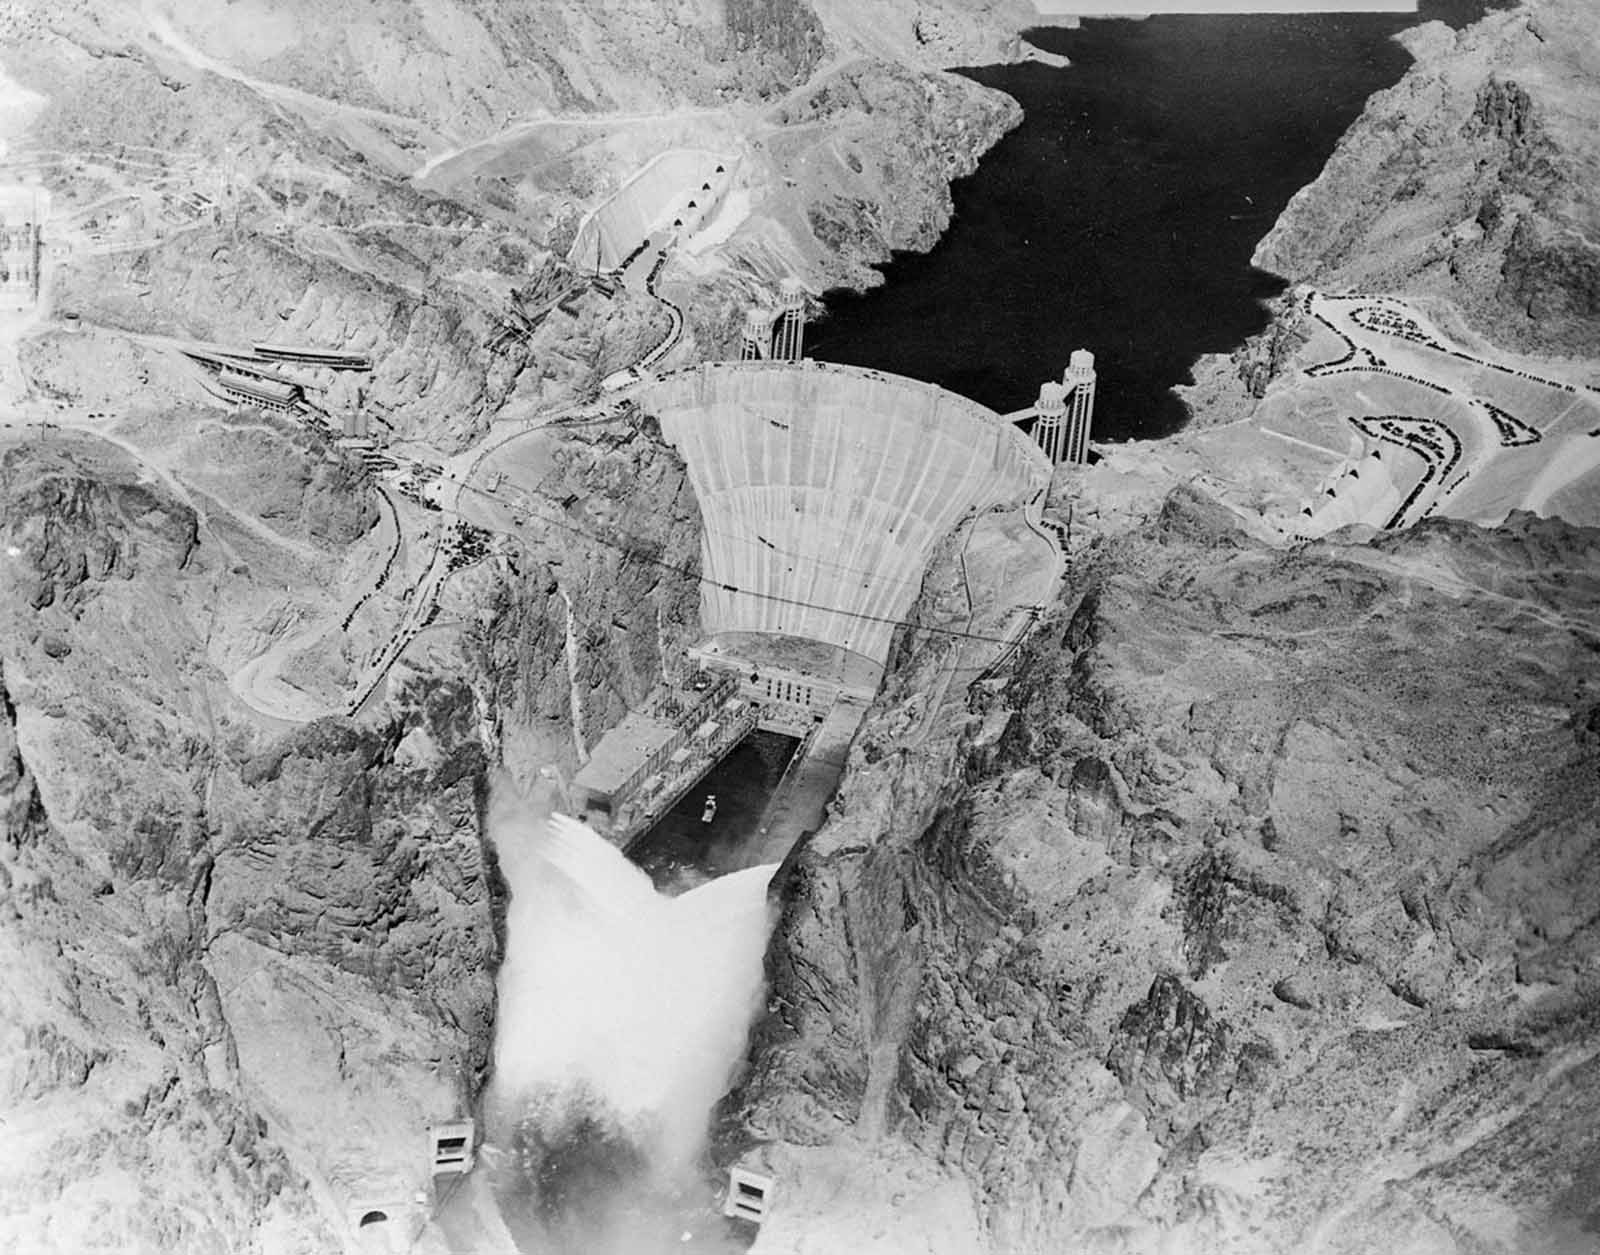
<box><xmin>487</xmin><ymin>797</ymin><xmax>777</xmax><ymax>1249</ymax></box>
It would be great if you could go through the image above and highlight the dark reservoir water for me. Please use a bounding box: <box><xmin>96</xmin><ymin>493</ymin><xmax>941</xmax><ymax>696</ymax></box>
<box><xmin>806</xmin><ymin>1</ymin><xmax>1506</xmax><ymax>440</ymax></box>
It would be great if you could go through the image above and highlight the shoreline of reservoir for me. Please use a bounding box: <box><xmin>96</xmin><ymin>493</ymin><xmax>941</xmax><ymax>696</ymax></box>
<box><xmin>807</xmin><ymin>1</ymin><xmax>1499</xmax><ymax>440</ymax></box>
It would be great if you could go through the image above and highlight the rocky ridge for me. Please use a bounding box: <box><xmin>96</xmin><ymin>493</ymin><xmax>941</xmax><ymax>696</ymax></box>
<box><xmin>0</xmin><ymin>437</ymin><xmax>341</xmax><ymax>1253</ymax></box>
<box><xmin>7</xmin><ymin>0</ymin><xmax>1033</xmax><ymax>438</ymax></box>
<box><xmin>682</xmin><ymin>59</ymin><xmax>1022</xmax><ymax>351</ymax></box>
<box><xmin>124</xmin><ymin>0</ymin><xmax>1030</xmax><ymax>134</ymax></box>
<box><xmin>0</xmin><ymin>405</ymin><xmax>701</xmax><ymax>1249</ymax></box>
<box><xmin>728</xmin><ymin>488</ymin><xmax>1600</xmax><ymax>1254</ymax></box>
<box><xmin>1254</xmin><ymin>0</ymin><xmax>1600</xmax><ymax>359</ymax></box>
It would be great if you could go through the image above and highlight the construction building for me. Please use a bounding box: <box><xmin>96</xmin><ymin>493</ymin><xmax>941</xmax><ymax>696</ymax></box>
<box><xmin>253</xmin><ymin>343</ymin><xmax>371</xmax><ymax>371</ymax></box>
<box><xmin>1031</xmin><ymin>381</ymin><xmax>1069</xmax><ymax>464</ymax></box>
<box><xmin>217</xmin><ymin>369</ymin><xmax>302</xmax><ymax>412</ymax></box>
<box><xmin>181</xmin><ymin>347</ymin><xmax>307</xmax><ymax>413</ymax></box>
<box><xmin>341</xmin><ymin>403</ymin><xmax>370</xmax><ymax>439</ymax></box>
<box><xmin>0</xmin><ymin>186</ymin><xmax>42</xmax><ymax>312</ymax></box>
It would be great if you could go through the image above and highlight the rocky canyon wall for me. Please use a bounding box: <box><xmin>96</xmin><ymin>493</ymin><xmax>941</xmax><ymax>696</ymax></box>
<box><xmin>1184</xmin><ymin>0</ymin><xmax>1600</xmax><ymax>424</ymax></box>
<box><xmin>0</xmin><ymin>408</ymin><xmax>701</xmax><ymax>1249</ymax></box>
<box><xmin>678</xmin><ymin>58</ymin><xmax>1023</xmax><ymax>357</ymax></box>
<box><xmin>471</xmin><ymin>415</ymin><xmax>704</xmax><ymax>774</ymax></box>
<box><xmin>1253</xmin><ymin>0</ymin><xmax>1600</xmax><ymax>358</ymax></box>
<box><xmin>727</xmin><ymin>488</ymin><xmax>1600</xmax><ymax>1254</ymax></box>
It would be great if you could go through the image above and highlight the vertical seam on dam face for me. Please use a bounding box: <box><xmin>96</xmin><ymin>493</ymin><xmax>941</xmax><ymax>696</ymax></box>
<box><xmin>645</xmin><ymin>363</ymin><xmax>1050</xmax><ymax>666</ymax></box>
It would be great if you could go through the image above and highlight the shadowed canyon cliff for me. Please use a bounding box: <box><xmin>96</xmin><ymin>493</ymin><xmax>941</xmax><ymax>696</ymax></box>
<box><xmin>724</xmin><ymin>489</ymin><xmax>1600</xmax><ymax>1253</ymax></box>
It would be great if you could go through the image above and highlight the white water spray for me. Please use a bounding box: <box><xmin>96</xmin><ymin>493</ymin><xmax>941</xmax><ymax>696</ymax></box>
<box><xmin>488</xmin><ymin>794</ymin><xmax>777</xmax><ymax>1206</ymax></box>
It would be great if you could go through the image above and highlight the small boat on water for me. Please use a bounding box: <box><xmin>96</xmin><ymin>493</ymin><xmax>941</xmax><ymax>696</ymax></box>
<box><xmin>701</xmin><ymin>795</ymin><xmax>717</xmax><ymax>823</ymax></box>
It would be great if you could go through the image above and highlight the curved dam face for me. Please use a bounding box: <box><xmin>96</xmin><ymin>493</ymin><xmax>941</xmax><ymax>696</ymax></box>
<box><xmin>643</xmin><ymin>362</ymin><xmax>1050</xmax><ymax>666</ymax></box>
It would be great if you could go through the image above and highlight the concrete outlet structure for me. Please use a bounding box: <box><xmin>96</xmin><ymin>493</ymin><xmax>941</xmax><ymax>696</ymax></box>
<box><xmin>724</xmin><ymin>1166</ymin><xmax>776</xmax><ymax>1224</ymax></box>
<box><xmin>740</xmin><ymin>307</ymin><xmax>775</xmax><ymax>360</ymax></box>
<box><xmin>1064</xmin><ymin>348</ymin><xmax>1096</xmax><ymax>464</ymax></box>
<box><xmin>772</xmin><ymin>277</ymin><xmax>807</xmax><ymax>362</ymax></box>
<box><xmin>428</xmin><ymin>1121</ymin><xmax>476</xmax><ymax>1175</ymax></box>
<box><xmin>347</xmin><ymin>1197</ymin><xmax>416</xmax><ymax>1254</ymax></box>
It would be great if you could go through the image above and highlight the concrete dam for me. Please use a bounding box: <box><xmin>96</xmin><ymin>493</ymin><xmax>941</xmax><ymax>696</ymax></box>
<box><xmin>570</xmin><ymin>361</ymin><xmax>1052</xmax><ymax>854</ymax></box>
<box><xmin>644</xmin><ymin>361</ymin><xmax>1051</xmax><ymax>666</ymax></box>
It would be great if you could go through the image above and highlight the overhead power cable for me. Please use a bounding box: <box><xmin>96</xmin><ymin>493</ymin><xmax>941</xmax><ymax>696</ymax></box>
<box><xmin>445</xmin><ymin>474</ymin><xmax>1040</xmax><ymax>648</ymax></box>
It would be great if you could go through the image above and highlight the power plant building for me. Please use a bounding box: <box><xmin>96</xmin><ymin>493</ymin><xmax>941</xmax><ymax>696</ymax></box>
<box><xmin>0</xmin><ymin>187</ymin><xmax>42</xmax><ymax>312</ymax></box>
